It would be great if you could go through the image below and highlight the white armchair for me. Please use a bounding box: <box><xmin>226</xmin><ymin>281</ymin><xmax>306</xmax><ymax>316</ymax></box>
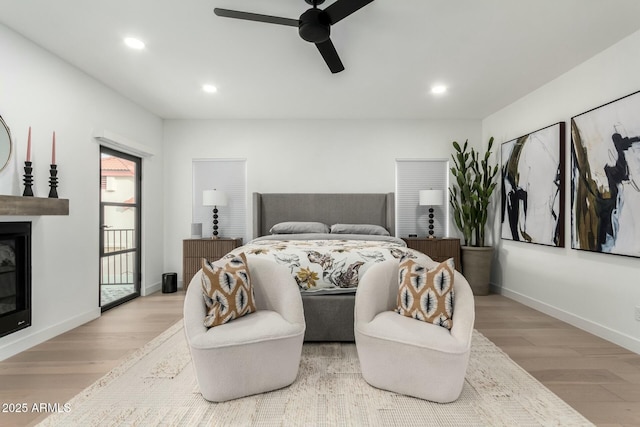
<box><xmin>184</xmin><ymin>256</ymin><xmax>305</xmax><ymax>402</ymax></box>
<box><xmin>354</xmin><ymin>258</ymin><xmax>475</xmax><ymax>403</ymax></box>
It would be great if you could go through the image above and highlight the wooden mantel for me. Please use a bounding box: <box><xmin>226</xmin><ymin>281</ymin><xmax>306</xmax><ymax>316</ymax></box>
<box><xmin>0</xmin><ymin>195</ymin><xmax>69</xmax><ymax>216</ymax></box>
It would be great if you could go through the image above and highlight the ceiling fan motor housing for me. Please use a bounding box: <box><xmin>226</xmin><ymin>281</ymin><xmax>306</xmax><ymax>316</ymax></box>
<box><xmin>299</xmin><ymin>8</ymin><xmax>331</xmax><ymax>43</ymax></box>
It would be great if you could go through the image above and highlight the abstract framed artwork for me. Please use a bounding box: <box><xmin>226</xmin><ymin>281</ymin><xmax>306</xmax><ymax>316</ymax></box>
<box><xmin>571</xmin><ymin>90</ymin><xmax>640</xmax><ymax>258</ymax></box>
<box><xmin>501</xmin><ymin>122</ymin><xmax>565</xmax><ymax>247</ymax></box>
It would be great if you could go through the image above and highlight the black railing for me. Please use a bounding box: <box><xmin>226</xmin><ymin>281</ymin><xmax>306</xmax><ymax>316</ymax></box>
<box><xmin>103</xmin><ymin>228</ymin><xmax>135</xmax><ymax>253</ymax></box>
<box><xmin>101</xmin><ymin>228</ymin><xmax>135</xmax><ymax>285</ymax></box>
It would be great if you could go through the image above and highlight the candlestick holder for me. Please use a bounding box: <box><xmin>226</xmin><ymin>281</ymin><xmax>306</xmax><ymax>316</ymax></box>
<box><xmin>23</xmin><ymin>161</ymin><xmax>34</xmax><ymax>197</ymax></box>
<box><xmin>48</xmin><ymin>164</ymin><xmax>59</xmax><ymax>198</ymax></box>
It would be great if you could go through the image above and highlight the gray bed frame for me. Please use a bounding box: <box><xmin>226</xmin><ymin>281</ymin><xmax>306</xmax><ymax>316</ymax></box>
<box><xmin>252</xmin><ymin>192</ymin><xmax>395</xmax><ymax>342</ymax></box>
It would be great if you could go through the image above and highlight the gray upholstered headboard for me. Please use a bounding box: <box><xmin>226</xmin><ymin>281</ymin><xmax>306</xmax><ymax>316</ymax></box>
<box><xmin>253</xmin><ymin>193</ymin><xmax>395</xmax><ymax>239</ymax></box>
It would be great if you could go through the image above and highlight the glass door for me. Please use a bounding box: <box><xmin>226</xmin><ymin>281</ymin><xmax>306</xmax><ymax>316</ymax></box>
<box><xmin>99</xmin><ymin>147</ymin><xmax>141</xmax><ymax>311</ymax></box>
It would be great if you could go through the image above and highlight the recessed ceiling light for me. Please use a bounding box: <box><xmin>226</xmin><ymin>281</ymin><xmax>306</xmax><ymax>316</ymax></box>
<box><xmin>202</xmin><ymin>84</ymin><xmax>218</xmax><ymax>94</ymax></box>
<box><xmin>431</xmin><ymin>84</ymin><xmax>447</xmax><ymax>95</ymax></box>
<box><xmin>124</xmin><ymin>37</ymin><xmax>145</xmax><ymax>50</ymax></box>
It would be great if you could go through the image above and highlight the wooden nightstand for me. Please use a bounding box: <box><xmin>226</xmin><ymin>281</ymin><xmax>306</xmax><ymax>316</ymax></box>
<box><xmin>402</xmin><ymin>237</ymin><xmax>462</xmax><ymax>272</ymax></box>
<box><xmin>182</xmin><ymin>238</ymin><xmax>243</xmax><ymax>289</ymax></box>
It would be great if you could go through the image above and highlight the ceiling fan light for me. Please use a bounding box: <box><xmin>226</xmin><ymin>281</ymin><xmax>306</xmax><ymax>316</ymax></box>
<box><xmin>124</xmin><ymin>37</ymin><xmax>145</xmax><ymax>50</ymax></box>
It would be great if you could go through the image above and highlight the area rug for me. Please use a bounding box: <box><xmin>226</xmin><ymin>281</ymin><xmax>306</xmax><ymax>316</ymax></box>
<box><xmin>38</xmin><ymin>321</ymin><xmax>593</xmax><ymax>426</ymax></box>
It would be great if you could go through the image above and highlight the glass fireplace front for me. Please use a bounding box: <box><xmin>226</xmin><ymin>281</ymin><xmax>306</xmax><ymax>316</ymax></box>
<box><xmin>0</xmin><ymin>222</ymin><xmax>31</xmax><ymax>338</ymax></box>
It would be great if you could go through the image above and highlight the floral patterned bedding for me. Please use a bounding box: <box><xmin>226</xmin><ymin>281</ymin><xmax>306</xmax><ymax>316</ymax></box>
<box><xmin>225</xmin><ymin>234</ymin><xmax>417</xmax><ymax>294</ymax></box>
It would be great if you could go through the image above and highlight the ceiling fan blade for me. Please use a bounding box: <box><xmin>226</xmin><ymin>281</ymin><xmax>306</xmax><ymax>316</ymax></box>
<box><xmin>315</xmin><ymin>39</ymin><xmax>345</xmax><ymax>73</ymax></box>
<box><xmin>323</xmin><ymin>0</ymin><xmax>374</xmax><ymax>25</ymax></box>
<box><xmin>214</xmin><ymin>8</ymin><xmax>299</xmax><ymax>27</ymax></box>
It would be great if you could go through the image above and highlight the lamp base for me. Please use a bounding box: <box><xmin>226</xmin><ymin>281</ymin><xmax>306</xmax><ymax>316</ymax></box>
<box><xmin>212</xmin><ymin>207</ymin><xmax>221</xmax><ymax>239</ymax></box>
<box><xmin>427</xmin><ymin>207</ymin><xmax>436</xmax><ymax>239</ymax></box>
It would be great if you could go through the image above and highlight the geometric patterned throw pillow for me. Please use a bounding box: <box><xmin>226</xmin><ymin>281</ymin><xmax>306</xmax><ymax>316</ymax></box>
<box><xmin>201</xmin><ymin>253</ymin><xmax>256</xmax><ymax>328</ymax></box>
<box><xmin>396</xmin><ymin>256</ymin><xmax>455</xmax><ymax>330</ymax></box>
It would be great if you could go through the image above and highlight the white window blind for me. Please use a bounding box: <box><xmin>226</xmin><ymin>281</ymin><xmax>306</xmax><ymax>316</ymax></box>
<box><xmin>192</xmin><ymin>159</ymin><xmax>247</xmax><ymax>241</ymax></box>
<box><xmin>395</xmin><ymin>159</ymin><xmax>449</xmax><ymax>238</ymax></box>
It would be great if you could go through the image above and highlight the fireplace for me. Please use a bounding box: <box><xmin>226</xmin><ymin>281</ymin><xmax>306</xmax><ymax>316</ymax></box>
<box><xmin>0</xmin><ymin>222</ymin><xmax>31</xmax><ymax>338</ymax></box>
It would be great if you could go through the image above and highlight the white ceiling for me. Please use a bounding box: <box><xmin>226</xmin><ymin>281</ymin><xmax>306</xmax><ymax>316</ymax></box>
<box><xmin>2</xmin><ymin>0</ymin><xmax>640</xmax><ymax>120</ymax></box>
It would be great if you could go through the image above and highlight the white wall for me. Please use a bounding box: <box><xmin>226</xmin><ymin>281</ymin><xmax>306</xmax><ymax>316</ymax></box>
<box><xmin>483</xmin><ymin>29</ymin><xmax>640</xmax><ymax>353</ymax></box>
<box><xmin>163</xmin><ymin>119</ymin><xmax>481</xmax><ymax>284</ymax></box>
<box><xmin>0</xmin><ymin>24</ymin><xmax>164</xmax><ymax>360</ymax></box>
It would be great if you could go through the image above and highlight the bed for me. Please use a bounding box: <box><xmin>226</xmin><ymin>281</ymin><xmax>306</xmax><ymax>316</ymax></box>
<box><xmin>231</xmin><ymin>192</ymin><xmax>411</xmax><ymax>342</ymax></box>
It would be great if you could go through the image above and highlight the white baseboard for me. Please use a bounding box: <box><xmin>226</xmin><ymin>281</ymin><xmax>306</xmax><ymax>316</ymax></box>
<box><xmin>143</xmin><ymin>281</ymin><xmax>162</xmax><ymax>296</ymax></box>
<box><xmin>0</xmin><ymin>307</ymin><xmax>101</xmax><ymax>361</ymax></box>
<box><xmin>492</xmin><ymin>284</ymin><xmax>640</xmax><ymax>355</ymax></box>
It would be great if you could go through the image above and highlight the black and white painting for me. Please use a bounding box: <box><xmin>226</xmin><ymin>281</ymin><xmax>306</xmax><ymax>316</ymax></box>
<box><xmin>571</xmin><ymin>90</ymin><xmax>640</xmax><ymax>257</ymax></box>
<box><xmin>501</xmin><ymin>122</ymin><xmax>565</xmax><ymax>247</ymax></box>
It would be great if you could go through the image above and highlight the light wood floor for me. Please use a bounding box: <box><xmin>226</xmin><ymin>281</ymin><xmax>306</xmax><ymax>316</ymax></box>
<box><xmin>1</xmin><ymin>291</ymin><xmax>639</xmax><ymax>427</ymax></box>
<box><xmin>475</xmin><ymin>295</ymin><xmax>640</xmax><ymax>427</ymax></box>
<box><xmin>0</xmin><ymin>291</ymin><xmax>184</xmax><ymax>427</ymax></box>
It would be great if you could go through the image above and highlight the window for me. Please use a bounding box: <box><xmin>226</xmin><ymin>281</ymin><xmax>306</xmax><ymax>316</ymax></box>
<box><xmin>192</xmin><ymin>159</ymin><xmax>247</xmax><ymax>241</ymax></box>
<box><xmin>396</xmin><ymin>159</ymin><xmax>449</xmax><ymax>238</ymax></box>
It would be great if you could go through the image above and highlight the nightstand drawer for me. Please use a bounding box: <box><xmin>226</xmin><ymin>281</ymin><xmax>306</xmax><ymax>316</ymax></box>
<box><xmin>401</xmin><ymin>237</ymin><xmax>461</xmax><ymax>271</ymax></box>
<box><xmin>182</xmin><ymin>238</ymin><xmax>242</xmax><ymax>289</ymax></box>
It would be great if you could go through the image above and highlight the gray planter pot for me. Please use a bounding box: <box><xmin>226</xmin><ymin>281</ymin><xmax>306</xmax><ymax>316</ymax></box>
<box><xmin>460</xmin><ymin>246</ymin><xmax>494</xmax><ymax>296</ymax></box>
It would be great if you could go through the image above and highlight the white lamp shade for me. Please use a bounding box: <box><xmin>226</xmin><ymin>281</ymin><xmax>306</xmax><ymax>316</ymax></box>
<box><xmin>203</xmin><ymin>189</ymin><xmax>228</xmax><ymax>206</ymax></box>
<box><xmin>419</xmin><ymin>189</ymin><xmax>444</xmax><ymax>206</ymax></box>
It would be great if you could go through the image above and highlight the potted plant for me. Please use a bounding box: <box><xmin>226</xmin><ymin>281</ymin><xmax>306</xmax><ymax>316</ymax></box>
<box><xmin>449</xmin><ymin>137</ymin><xmax>499</xmax><ymax>295</ymax></box>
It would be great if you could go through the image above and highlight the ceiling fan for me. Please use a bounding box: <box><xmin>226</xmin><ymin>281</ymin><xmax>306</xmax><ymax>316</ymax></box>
<box><xmin>214</xmin><ymin>0</ymin><xmax>374</xmax><ymax>73</ymax></box>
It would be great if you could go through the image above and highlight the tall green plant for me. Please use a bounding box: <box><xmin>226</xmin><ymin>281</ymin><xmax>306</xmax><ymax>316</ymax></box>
<box><xmin>449</xmin><ymin>137</ymin><xmax>499</xmax><ymax>247</ymax></box>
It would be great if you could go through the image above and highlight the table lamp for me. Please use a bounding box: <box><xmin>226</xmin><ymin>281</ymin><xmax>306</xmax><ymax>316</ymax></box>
<box><xmin>203</xmin><ymin>189</ymin><xmax>228</xmax><ymax>238</ymax></box>
<box><xmin>419</xmin><ymin>189</ymin><xmax>444</xmax><ymax>238</ymax></box>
